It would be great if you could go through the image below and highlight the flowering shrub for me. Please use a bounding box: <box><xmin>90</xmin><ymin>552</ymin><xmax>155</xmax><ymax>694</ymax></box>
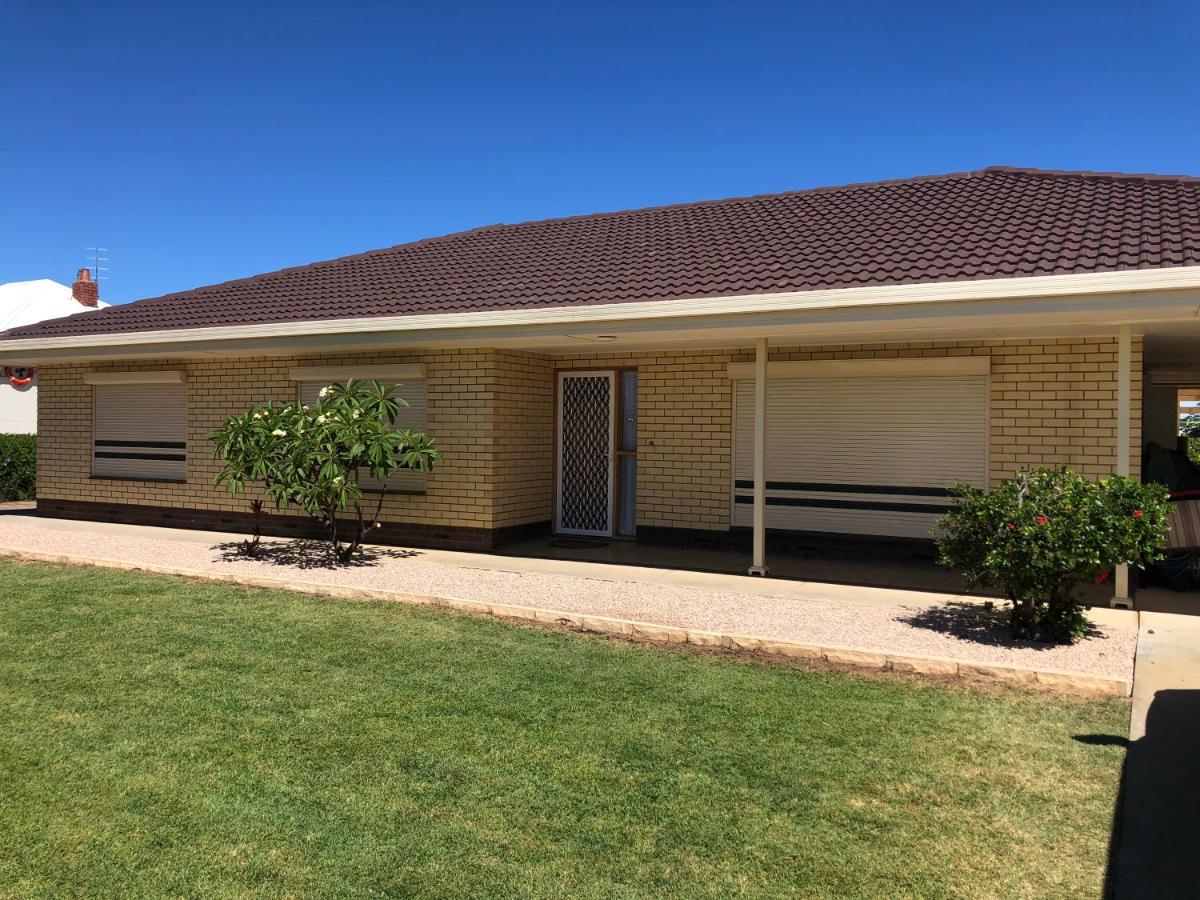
<box><xmin>211</xmin><ymin>380</ymin><xmax>440</xmax><ymax>563</ymax></box>
<box><xmin>937</xmin><ymin>467</ymin><xmax>1170</xmax><ymax>642</ymax></box>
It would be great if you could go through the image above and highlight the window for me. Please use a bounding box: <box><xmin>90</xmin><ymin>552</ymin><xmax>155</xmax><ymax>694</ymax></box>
<box><xmin>91</xmin><ymin>381</ymin><xmax>187</xmax><ymax>481</ymax></box>
<box><xmin>294</xmin><ymin>367</ymin><xmax>428</xmax><ymax>493</ymax></box>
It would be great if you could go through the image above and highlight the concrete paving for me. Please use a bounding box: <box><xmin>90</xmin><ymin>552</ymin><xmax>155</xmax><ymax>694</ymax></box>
<box><xmin>1130</xmin><ymin>587</ymin><xmax>1200</xmax><ymax>617</ymax></box>
<box><xmin>1111</xmin><ymin>610</ymin><xmax>1200</xmax><ymax>897</ymax></box>
<box><xmin>0</xmin><ymin>515</ymin><xmax>1136</xmax><ymax>694</ymax></box>
<box><xmin>503</xmin><ymin>531</ymin><xmax>1127</xmax><ymax>608</ymax></box>
<box><xmin>0</xmin><ymin>510</ymin><xmax>1135</xmax><ymax>629</ymax></box>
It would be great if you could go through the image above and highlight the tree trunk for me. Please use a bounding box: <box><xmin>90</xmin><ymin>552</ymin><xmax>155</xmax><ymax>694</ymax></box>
<box><xmin>328</xmin><ymin>504</ymin><xmax>344</xmax><ymax>563</ymax></box>
<box><xmin>1010</xmin><ymin>595</ymin><xmax>1037</xmax><ymax>638</ymax></box>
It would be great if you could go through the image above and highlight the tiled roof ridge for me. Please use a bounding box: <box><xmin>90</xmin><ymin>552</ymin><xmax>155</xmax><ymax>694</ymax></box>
<box><xmin>982</xmin><ymin>165</ymin><xmax>1200</xmax><ymax>185</ymax></box>
<box><xmin>481</xmin><ymin>166</ymin><xmax>1200</xmax><ymax>234</ymax></box>
<box><xmin>122</xmin><ymin>222</ymin><xmax>510</xmax><ymax>309</ymax></box>
<box><xmin>479</xmin><ymin>168</ymin><xmax>992</xmax><ymax>229</ymax></box>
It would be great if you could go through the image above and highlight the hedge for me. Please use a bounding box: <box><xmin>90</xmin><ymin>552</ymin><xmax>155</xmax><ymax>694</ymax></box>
<box><xmin>0</xmin><ymin>434</ymin><xmax>36</xmax><ymax>501</ymax></box>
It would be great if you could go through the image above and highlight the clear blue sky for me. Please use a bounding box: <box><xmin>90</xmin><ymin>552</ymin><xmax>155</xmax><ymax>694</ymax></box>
<box><xmin>2</xmin><ymin>0</ymin><xmax>1197</xmax><ymax>305</ymax></box>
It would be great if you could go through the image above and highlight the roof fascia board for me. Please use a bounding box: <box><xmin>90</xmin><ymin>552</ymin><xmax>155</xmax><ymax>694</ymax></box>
<box><xmin>3</xmin><ymin>267</ymin><xmax>1200</xmax><ymax>358</ymax></box>
<box><xmin>4</xmin><ymin>305</ymin><xmax>1197</xmax><ymax>366</ymax></box>
<box><xmin>3</xmin><ymin>315</ymin><xmax>1187</xmax><ymax>366</ymax></box>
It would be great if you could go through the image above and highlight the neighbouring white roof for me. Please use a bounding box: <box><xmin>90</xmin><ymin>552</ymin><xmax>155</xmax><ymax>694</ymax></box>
<box><xmin>0</xmin><ymin>279</ymin><xmax>110</xmax><ymax>332</ymax></box>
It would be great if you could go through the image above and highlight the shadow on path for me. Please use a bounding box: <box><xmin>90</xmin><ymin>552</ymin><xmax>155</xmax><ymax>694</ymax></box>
<box><xmin>897</xmin><ymin>600</ymin><xmax>1104</xmax><ymax>649</ymax></box>
<box><xmin>212</xmin><ymin>539</ymin><xmax>421</xmax><ymax>570</ymax></box>
<box><xmin>1106</xmin><ymin>689</ymin><xmax>1200</xmax><ymax>897</ymax></box>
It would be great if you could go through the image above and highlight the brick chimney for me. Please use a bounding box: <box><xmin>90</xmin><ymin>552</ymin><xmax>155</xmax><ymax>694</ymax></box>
<box><xmin>72</xmin><ymin>268</ymin><xmax>99</xmax><ymax>307</ymax></box>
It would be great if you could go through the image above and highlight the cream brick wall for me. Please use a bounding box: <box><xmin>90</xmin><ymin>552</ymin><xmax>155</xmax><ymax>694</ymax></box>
<box><xmin>37</xmin><ymin>336</ymin><xmax>1142</xmax><ymax>538</ymax></box>
<box><xmin>39</xmin><ymin>349</ymin><xmax>535</xmax><ymax>531</ymax></box>
<box><xmin>491</xmin><ymin>351</ymin><xmax>556</xmax><ymax>528</ymax></box>
<box><xmin>554</xmin><ymin>337</ymin><xmax>1143</xmax><ymax>532</ymax></box>
<box><xmin>555</xmin><ymin>350</ymin><xmax>733</xmax><ymax>531</ymax></box>
<box><xmin>988</xmin><ymin>338</ymin><xmax>1143</xmax><ymax>481</ymax></box>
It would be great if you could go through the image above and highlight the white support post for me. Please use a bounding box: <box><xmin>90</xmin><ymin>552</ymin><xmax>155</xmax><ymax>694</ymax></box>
<box><xmin>749</xmin><ymin>337</ymin><xmax>769</xmax><ymax>576</ymax></box>
<box><xmin>1113</xmin><ymin>324</ymin><xmax>1133</xmax><ymax>609</ymax></box>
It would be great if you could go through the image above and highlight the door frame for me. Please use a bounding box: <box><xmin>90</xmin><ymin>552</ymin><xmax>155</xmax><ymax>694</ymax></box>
<box><xmin>612</xmin><ymin>367</ymin><xmax>638</xmax><ymax>537</ymax></box>
<box><xmin>555</xmin><ymin>370</ymin><xmax>617</xmax><ymax>537</ymax></box>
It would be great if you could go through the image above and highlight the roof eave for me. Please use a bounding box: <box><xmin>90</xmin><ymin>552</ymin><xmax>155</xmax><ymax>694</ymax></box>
<box><xmin>2</xmin><ymin>266</ymin><xmax>1200</xmax><ymax>360</ymax></box>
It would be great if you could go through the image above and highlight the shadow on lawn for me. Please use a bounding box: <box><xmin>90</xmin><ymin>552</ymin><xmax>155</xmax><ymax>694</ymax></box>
<box><xmin>212</xmin><ymin>539</ymin><xmax>420</xmax><ymax>570</ymax></box>
<box><xmin>897</xmin><ymin>600</ymin><xmax>1104</xmax><ymax>649</ymax></box>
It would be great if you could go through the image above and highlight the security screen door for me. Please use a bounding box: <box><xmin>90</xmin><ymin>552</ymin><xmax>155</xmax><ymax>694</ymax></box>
<box><xmin>556</xmin><ymin>371</ymin><xmax>615</xmax><ymax>536</ymax></box>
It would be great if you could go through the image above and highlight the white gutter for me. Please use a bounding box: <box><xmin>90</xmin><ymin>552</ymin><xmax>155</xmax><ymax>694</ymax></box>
<box><xmin>1</xmin><ymin>267</ymin><xmax>1199</xmax><ymax>354</ymax></box>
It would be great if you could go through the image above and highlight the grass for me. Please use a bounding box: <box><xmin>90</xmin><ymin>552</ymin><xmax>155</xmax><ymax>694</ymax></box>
<box><xmin>0</xmin><ymin>559</ymin><xmax>1127</xmax><ymax>898</ymax></box>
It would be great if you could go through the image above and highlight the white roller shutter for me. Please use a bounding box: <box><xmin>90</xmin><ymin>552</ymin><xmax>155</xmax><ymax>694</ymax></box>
<box><xmin>733</xmin><ymin>375</ymin><xmax>988</xmax><ymax>539</ymax></box>
<box><xmin>298</xmin><ymin>380</ymin><xmax>428</xmax><ymax>493</ymax></box>
<box><xmin>93</xmin><ymin>383</ymin><xmax>187</xmax><ymax>481</ymax></box>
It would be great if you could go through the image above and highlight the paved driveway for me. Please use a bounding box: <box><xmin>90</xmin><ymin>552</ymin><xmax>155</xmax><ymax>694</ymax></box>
<box><xmin>1111</xmin><ymin>611</ymin><xmax>1200</xmax><ymax>897</ymax></box>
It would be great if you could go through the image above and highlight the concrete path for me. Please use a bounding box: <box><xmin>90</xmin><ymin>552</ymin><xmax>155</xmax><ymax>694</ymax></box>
<box><xmin>0</xmin><ymin>511</ymin><xmax>1138</xmax><ymax>619</ymax></box>
<box><xmin>0</xmin><ymin>511</ymin><xmax>1139</xmax><ymax>694</ymax></box>
<box><xmin>1111</xmin><ymin>611</ymin><xmax>1200</xmax><ymax>897</ymax></box>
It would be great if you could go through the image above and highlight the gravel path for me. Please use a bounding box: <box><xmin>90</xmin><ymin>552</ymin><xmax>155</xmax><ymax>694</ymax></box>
<box><xmin>0</xmin><ymin>519</ymin><xmax>1135</xmax><ymax>680</ymax></box>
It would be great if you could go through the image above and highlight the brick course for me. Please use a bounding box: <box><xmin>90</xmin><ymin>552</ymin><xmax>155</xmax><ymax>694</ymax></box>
<box><xmin>35</xmin><ymin>336</ymin><xmax>1142</xmax><ymax>542</ymax></box>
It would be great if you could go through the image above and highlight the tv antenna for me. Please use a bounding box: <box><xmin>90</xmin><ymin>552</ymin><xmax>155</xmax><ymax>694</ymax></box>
<box><xmin>85</xmin><ymin>247</ymin><xmax>109</xmax><ymax>282</ymax></box>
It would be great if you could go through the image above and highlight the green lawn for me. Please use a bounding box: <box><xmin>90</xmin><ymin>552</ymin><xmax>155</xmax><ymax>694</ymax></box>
<box><xmin>0</xmin><ymin>560</ymin><xmax>1126</xmax><ymax>898</ymax></box>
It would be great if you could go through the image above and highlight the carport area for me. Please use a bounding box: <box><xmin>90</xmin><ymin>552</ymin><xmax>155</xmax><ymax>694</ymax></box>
<box><xmin>502</xmin><ymin>528</ymin><xmax>1121</xmax><ymax>606</ymax></box>
<box><xmin>504</xmin><ymin>529</ymin><xmax>968</xmax><ymax>592</ymax></box>
<box><xmin>1139</xmin><ymin>325</ymin><xmax>1200</xmax><ymax>616</ymax></box>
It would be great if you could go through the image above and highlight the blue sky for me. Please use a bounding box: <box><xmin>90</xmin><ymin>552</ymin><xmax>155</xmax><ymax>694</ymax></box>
<box><xmin>2</xmin><ymin>0</ymin><xmax>1197</xmax><ymax>305</ymax></box>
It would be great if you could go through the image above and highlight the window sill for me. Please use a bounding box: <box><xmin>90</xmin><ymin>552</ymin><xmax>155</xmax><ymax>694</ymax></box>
<box><xmin>89</xmin><ymin>475</ymin><xmax>187</xmax><ymax>485</ymax></box>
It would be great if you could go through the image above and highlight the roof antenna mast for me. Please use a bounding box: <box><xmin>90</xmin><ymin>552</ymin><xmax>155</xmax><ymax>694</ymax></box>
<box><xmin>85</xmin><ymin>247</ymin><xmax>109</xmax><ymax>284</ymax></box>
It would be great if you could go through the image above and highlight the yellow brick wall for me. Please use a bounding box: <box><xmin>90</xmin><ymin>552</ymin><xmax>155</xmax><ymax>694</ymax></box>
<box><xmin>491</xmin><ymin>351</ymin><xmax>556</xmax><ymax>528</ymax></box>
<box><xmin>36</xmin><ymin>336</ymin><xmax>1143</xmax><ymax>538</ymax></box>
<box><xmin>987</xmin><ymin>338</ymin><xmax>1142</xmax><ymax>481</ymax></box>
<box><xmin>39</xmin><ymin>349</ymin><xmax>520</xmax><ymax>530</ymax></box>
<box><xmin>555</xmin><ymin>350</ymin><xmax>733</xmax><ymax>531</ymax></box>
<box><xmin>554</xmin><ymin>337</ymin><xmax>1143</xmax><ymax>531</ymax></box>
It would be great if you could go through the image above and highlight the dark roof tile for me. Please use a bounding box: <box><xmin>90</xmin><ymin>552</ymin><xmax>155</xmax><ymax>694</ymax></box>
<box><xmin>5</xmin><ymin>166</ymin><xmax>1200</xmax><ymax>341</ymax></box>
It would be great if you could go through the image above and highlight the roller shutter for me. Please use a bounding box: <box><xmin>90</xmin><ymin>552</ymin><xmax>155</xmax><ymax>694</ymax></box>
<box><xmin>733</xmin><ymin>375</ymin><xmax>987</xmax><ymax>538</ymax></box>
<box><xmin>298</xmin><ymin>380</ymin><xmax>428</xmax><ymax>493</ymax></box>
<box><xmin>93</xmin><ymin>383</ymin><xmax>187</xmax><ymax>481</ymax></box>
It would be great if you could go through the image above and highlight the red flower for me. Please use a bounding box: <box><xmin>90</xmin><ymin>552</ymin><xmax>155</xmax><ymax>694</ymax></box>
<box><xmin>1007</xmin><ymin>522</ymin><xmax>1018</xmax><ymax>531</ymax></box>
<box><xmin>1133</xmin><ymin>509</ymin><xmax>1144</xmax><ymax>519</ymax></box>
<box><xmin>1095</xmin><ymin>568</ymin><xmax>1111</xmax><ymax>584</ymax></box>
<box><xmin>1035</xmin><ymin>515</ymin><xmax>1049</xmax><ymax>525</ymax></box>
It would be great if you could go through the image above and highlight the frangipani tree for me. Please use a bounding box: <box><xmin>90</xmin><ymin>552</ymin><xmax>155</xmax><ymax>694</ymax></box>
<box><xmin>211</xmin><ymin>379</ymin><xmax>440</xmax><ymax>563</ymax></box>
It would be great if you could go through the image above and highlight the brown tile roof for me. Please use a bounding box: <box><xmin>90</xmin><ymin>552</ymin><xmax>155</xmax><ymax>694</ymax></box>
<box><xmin>6</xmin><ymin>166</ymin><xmax>1200</xmax><ymax>341</ymax></box>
